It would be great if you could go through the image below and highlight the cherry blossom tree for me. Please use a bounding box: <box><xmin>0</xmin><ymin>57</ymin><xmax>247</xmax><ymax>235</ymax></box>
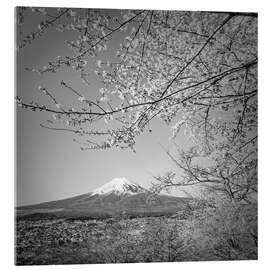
<box><xmin>16</xmin><ymin>7</ymin><xmax>257</xmax><ymax>203</ymax></box>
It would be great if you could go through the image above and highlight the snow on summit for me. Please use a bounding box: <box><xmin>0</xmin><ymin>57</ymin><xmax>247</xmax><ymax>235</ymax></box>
<box><xmin>92</xmin><ymin>177</ymin><xmax>146</xmax><ymax>195</ymax></box>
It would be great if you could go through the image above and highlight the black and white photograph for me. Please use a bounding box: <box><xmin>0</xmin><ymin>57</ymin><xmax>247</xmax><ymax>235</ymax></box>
<box><xmin>15</xmin><ymin>5</ymin><xmax>258</xmax><ymax>265</ymax></box>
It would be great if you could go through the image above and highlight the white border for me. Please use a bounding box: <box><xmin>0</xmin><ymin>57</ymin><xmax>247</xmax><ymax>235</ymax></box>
<box><xmin>2</xmin><ymin>0</ymin><xmax>269</xmax><ymax>269</ymax></box>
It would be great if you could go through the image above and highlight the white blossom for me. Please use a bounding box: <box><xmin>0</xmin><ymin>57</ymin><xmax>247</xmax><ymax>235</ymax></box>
<box><xmin>96</xmin><ymin>60</ymin><xmax>102</xmax><ymax>68</ymax></box>
<box><xmin>78</xmin><ymin>96</ymin><xmax>86</xmax><ymax>102</ymax></box>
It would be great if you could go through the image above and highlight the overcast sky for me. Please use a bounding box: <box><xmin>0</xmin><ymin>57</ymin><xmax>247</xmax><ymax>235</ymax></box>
<box><xmin>16</xmin><ymin>8</ymin><xmax>197</xmax><ymax>206</ymax></box>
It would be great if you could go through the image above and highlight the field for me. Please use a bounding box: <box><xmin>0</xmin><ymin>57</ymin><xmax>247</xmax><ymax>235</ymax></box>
<box><xmin>15</xmin><ymin>201</ymin><xmax>258</xmax><ymax>265</ymax></box>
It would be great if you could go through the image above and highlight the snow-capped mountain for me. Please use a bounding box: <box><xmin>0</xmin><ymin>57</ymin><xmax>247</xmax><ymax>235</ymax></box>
<box><xmin>91</xmin><ymin>177</ymin><xmax>146</xmax><ymax>195</ymax></box>
<box><xmin>17</xmin><ymin>177</ymin><xmax>192</xmax><ymax>219</ymax></box>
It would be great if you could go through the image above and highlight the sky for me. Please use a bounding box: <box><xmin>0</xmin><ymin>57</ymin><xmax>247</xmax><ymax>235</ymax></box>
<box><xmin>16</xmin><ymin>8</ymin><xmax>195</xmax><ymax>206</ymax></box>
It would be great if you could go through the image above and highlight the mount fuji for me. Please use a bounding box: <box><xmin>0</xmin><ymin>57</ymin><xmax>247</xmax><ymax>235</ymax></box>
<box><xmin>17</xmin><ymin>177</ymin><xmax>191</xmax><ymax>219</ymax></box>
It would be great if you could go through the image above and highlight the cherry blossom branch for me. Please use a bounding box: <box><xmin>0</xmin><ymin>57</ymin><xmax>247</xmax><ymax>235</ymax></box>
<box><xmin>160</xmin><ymin>13</ymin><xmax>236</xmax><ymax>98</ymax></box>
<box><xmin>60</xmin><ymin>80</ymin><xmax>107</xmax><ymax>113</ymax></box>
<box><xmin>17</xmin><ymin>59</ymin><xmax>257</xmax><ymax>117</ymax></box>
<box><xmin>18</xmin><ymin>8</ymin><xmax>70</xmax><ymax>49</ymax></box>
<box><xmin>56</xmin><ymin>10</ymin><xmax>146</xmax><ymax>66</ymax></box>
<box><xmin>39</xmin><ymin>123</ymin><xmax>109</xmax><ymax>136</ymax></box>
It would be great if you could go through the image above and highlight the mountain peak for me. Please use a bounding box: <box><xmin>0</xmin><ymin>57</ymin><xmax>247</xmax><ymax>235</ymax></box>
<box><xmin>91</xmin><ymin>177</ymin><xmax>146</xmax><ymax>195</ymax></box>
<box><xmin>108</xmin><ymin>177</ymin><xmax>132</xmax><ymax>185</ymax></box>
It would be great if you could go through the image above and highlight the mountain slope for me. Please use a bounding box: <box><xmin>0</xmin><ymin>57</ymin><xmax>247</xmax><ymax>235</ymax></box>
<box><xmin>17</xmin><ymin>178</ymin><xmax>191</xmax><ymax>218</ymax></box>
